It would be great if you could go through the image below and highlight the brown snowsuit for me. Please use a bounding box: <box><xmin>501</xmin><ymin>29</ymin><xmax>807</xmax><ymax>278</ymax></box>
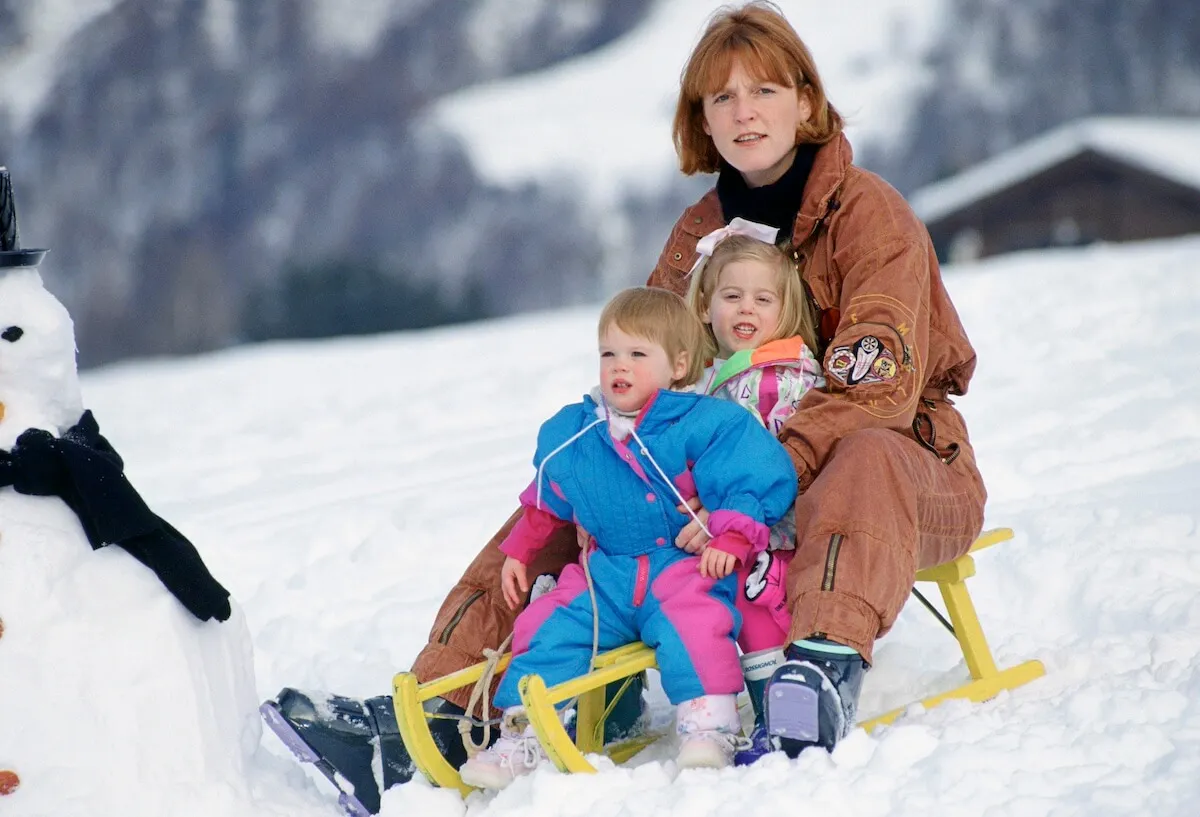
<box><xmin>411</xmin><ymin>133</ymin><xmax>986</xmax><ymax>710</ymax></box>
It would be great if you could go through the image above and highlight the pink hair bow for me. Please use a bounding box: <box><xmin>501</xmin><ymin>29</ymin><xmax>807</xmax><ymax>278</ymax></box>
<box><xmin>688</xmin><ymin>217</ymin><xmax>780</xmax><ymax>276</ymax></box>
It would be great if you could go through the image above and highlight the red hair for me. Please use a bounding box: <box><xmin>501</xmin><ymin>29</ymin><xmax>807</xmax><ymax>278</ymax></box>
<box><xmin>673</xmin><ymin>2</ymin><xmax>844</xmax><ymax>175</ymax></box>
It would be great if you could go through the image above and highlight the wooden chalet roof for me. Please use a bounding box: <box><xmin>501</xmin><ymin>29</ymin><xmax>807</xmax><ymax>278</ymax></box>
<box><xmin>910</xmin><ymin>117</ymin><xmax>1200</xmax><ymax>224</ymax></box>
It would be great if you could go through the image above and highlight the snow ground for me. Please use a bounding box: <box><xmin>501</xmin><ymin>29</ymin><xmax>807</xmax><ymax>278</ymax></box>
<box><xmin>2</xmin><ymin>233</ymin><xmax>1194</xmax><ymax>815</ymax></box>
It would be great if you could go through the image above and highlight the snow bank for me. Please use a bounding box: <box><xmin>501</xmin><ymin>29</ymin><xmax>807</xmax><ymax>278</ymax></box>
<box><xmin>3</xmin><ymin>233</ymin><xmax>1197</xmax><ymax>815</ymax></box>
<box><xmin>68</xmin><ymin>233</ymin><xmax>1200</xmax><ymax>817</ymax></box>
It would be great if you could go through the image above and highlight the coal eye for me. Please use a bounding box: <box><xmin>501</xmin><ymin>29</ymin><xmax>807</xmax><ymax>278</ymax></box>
<box><xmin>1</xmin><ymin>326</ymin><xmax>23</xmax><ymax>342</ymax></box>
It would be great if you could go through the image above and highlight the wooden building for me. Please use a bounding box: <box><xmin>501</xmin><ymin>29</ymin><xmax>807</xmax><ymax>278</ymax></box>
<box><xmin>910</xmin><ymin>117</ymin><xmax>1200</xmax><ymax>263</ymax></box>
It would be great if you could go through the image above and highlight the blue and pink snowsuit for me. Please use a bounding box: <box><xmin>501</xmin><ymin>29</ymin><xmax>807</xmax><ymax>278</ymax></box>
<box><xmin>492</xmin><ymin>389</ymin><xmax>797</xmax><ymax>708</ymax></box>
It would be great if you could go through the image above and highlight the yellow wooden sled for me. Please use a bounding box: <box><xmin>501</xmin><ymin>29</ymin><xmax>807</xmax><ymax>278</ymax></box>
<box><xmin>393</xmin><ymin>527</ymin><xmax>1044</xmax><ymax>788</ymax></box>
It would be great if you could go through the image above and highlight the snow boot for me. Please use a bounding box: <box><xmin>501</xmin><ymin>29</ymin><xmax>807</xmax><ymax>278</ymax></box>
<box><xmin>261</xmin><ymin>688</ymin><xmax>486</xmax><ymax>815</ymax></box>
<box><xmin>458</xmin><ymin>708</ymin><xmax>549</xmax><ymax>789</ymax></box>
<box><xmin>734</xmin><ymin>722</ymin><xmax>773</xmax><ymax>766</ymax></box>
<box><xmin>675</xmin><ymin>694</ymin><xmax>740</xmax><ymax>769</ymax></box>
<box><xmin>765</xmin><ymin>639</ymin><xmax>867</xmax><ymax>756</ymax></box>
<box><xmin>734</xmin><ymin>646</ymin><xmax>786</xmax><ymax>765</ymax></box>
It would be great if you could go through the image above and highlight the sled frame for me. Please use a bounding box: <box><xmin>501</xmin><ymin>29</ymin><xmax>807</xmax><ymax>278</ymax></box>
<box><xmin>392</xmin><ymin>526</ymin><xmax>1044</xmax><ymax>785</ymax></box>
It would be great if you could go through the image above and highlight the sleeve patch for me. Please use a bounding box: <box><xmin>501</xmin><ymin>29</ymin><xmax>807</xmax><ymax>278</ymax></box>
<box><xmin>827</xmin><ymin>336</ymin><xmax>898</xmax><ymax>386</ymax></box>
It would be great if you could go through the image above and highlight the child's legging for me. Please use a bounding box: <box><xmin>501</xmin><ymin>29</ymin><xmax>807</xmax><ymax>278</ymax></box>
<box><xmin>736</xmin><ymin>548</ymin><xmax>793</xmax><ymax>653</ymax></box>
<box><xmin>493</xmin><ymin>547</ymin><xmax>743</xmax><ymax>708</ymax></box>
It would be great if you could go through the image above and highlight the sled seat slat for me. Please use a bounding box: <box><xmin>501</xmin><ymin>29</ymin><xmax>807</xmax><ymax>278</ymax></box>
<box><xmin>393</xmin><ymin>526</ymin><xmax>1044</xmax><ymax>786</ymax></box>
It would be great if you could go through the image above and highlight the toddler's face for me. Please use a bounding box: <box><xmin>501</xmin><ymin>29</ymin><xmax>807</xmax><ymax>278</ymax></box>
<box><xmin>703</xmin><ymin>258</ymin><xmax>783</xmax><ymax>358</ymax></box>
<box><xmin>598</xmin><ymin>325</ymin><xmax>687</xmax><ymax>415</ymax></box>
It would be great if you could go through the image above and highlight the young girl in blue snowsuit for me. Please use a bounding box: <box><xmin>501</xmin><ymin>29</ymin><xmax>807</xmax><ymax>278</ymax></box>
<box><xmin>458</xmin><ymin>287</ymin><xmax>797</xmax><ymax>788</ymax></box>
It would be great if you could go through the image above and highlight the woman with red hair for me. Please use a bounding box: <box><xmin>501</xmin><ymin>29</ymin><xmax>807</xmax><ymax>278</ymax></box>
<box><xmin>649</xmin><ymin>1</ymin><xmax>986</xmax><ymax>761</ymax></box>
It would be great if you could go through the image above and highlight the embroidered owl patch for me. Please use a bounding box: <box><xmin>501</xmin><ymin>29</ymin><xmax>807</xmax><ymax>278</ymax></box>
<box><xmin>827</xmin><ymin>335</ymin><xmax>898</xmax><ymax>386</ymax></box>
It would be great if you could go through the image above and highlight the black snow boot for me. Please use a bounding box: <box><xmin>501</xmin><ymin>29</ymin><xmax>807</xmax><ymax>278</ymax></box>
<box><xmin>564</xmin><ymin>671</ymin><xmax>650</xmax><ymax>745</ymax></box>
<box><xmin>261</xmin><ymin>688</ymin><xmax>488</xmax><ymax>816</ymax></box>
<box><xmin>765</xmin><ymin>640</ymin><xmax>868</xmax><ymax>757</ymax></box>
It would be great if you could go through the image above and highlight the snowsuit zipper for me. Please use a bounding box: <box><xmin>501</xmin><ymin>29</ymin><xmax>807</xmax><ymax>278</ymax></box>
<box><xmin>632</xmin><ymin>555</ymin><xmax>649</xmax><ymax>608</ymax></box>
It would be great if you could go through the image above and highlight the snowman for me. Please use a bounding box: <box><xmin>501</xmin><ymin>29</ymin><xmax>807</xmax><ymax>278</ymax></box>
<box><xmin>0</xmin><ymin>168</ymin><xmax>262</xmax><ymax>815</ymax></box>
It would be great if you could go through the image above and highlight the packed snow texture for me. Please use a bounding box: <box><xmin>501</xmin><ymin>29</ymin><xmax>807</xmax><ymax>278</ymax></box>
<box><xmin>1</xmin><ymin>233</ymin><xmax>1195</xmax><ymax>815</ymax></box>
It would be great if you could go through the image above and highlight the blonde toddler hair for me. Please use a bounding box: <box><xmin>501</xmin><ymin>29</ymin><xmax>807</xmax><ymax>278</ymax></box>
<box><xmin>686</xmin><ymin>235</ymin><xmax>819</xmax><ymax>362</ymax></box>
<box><xmin>598</xmin><ymin>287</ymin><xmax>706</xmax><ymax>388</ymax></box>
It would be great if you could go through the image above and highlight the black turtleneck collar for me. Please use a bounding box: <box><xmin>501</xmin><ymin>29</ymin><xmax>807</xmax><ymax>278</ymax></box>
<box><xmin>715</xmin><ymin>142</ymin><xmax>819</xmax><ymax>234</ymax></box>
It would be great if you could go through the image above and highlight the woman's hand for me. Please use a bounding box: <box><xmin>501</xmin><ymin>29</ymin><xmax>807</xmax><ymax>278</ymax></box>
<box><xmin>501</xmin><ymin>557</ymin><xmax>529</xmax><ymax>610</ymax></box>
<box><xmin>699</xmin><ymin>546</ymin><xmax>736</xmax><ymax>579</ymax></box>
<box><xmin>675</xmin><ymin>496</ymin><xmax>711</xmax><ymax>553</ymax></box>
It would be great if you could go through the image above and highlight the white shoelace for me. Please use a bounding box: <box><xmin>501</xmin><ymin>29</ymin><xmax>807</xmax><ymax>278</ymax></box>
<box><xmin>732</xmin><ymin>732</ymin><xmax>756</xmax><ymax>752</ymax></box>
<box><xmin>680</xmin><ymin>729</ymin><xmax>740</xmax><ymax>754</ymax></box>
<box><xmin>500</xmin><ymin>734</ymin><xmax>545</xmax><ymax>774</ymax></box>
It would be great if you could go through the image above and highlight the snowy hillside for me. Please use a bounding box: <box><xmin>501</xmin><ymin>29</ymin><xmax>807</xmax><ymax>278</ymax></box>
<box><xmin>434</xmin><ymin>0</ymin><xmax>947</xmax><ymax>203</ymax></box>
<box><xmin>5</xmin><ymin>234</ymin><xmax>1185</xmax><ymax>815</ymax></box>
<box><xmin>0</xmin><ymin>0</ymin><xmax>121</xmax><ymax>129</ymax></box>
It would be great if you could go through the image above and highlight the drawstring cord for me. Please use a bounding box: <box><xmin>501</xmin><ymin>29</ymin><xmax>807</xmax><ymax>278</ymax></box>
<box><xmin>458</xmin><ymin>632</ymin><xmax>513</xmax><ymax>757</ymax></box>
<box><xmin>536</xmin><ymin>418</ymin><xmax>604</xmax><ymax>511</ymax></box>
<box><xmin>630</xmin><ymin>428</ymin><xmax>713</xmax><ymax>539</ymax></box>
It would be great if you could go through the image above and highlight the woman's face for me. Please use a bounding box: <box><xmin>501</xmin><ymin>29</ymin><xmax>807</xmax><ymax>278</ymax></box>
<box><xmin>702</xmin><ymin>59</ymin><xmax>812</xmax><ymax>188</ymax></box>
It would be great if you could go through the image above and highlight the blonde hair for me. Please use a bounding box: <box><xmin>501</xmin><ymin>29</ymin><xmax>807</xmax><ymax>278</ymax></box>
<box><xmin>598</xmin><ymin>287</ymin><xmax>706</xmax><ymax>387</ymax></box>
<box><xmin>686</xmin><ymin>234</ymin><xmax>819</xmax><ymax>361</ymax></box>
<box><xmin>673</xmin><ymin>1</ymin><xmax>844</xmax><ymax>176</ymax></box>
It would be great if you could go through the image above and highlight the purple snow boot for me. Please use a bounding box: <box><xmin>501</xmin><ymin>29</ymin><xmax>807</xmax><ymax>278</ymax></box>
<box><xmin>765</xmin><ymin>640</ymin><xmax>867</xmax><ymax>756</ymax></box>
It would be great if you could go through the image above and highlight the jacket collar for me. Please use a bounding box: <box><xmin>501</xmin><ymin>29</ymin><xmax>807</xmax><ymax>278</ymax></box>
<box><xmin>789</xmin><ymin>132</ymin><xmax>852</xmax><ymax>246</ymax></box>
<box><xmin>706</xmin><ymin>336</ymin><xmax>812</xmax><ymax>393</ymax></box>
<box><xmin>684</xmin><ymin>132</ymin><xmax>853</xmax><ymax>246</ymax></box>
<box><xmin>585</xmin><ymin>388</ymin><xmax>696</xmax><ymax>437</ymax></box>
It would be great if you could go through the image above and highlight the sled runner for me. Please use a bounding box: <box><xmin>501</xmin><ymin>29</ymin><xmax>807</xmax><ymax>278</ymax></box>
<box><xmin>392</xmin><ymin>527</ymin><xmax>1044</xmax><ymax>787</ymax></box>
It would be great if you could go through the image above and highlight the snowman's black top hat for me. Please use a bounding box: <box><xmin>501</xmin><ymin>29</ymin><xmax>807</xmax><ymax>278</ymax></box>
<box><xmin>0</xmin><ymin>166</ymin><xmax>49</xmax><ymax>268</ymax></box>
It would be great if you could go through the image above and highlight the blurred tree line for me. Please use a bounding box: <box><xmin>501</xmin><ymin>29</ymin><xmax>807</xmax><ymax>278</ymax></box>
<box><xmin>242</xmin><ymin>260</ymin><xmax>488</xmax><ymax>341</ymax></box>
<box><xmin>2</xmin><ymin>0</ymin><xmax>1197</xmax><ymax>365</ymax></box>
